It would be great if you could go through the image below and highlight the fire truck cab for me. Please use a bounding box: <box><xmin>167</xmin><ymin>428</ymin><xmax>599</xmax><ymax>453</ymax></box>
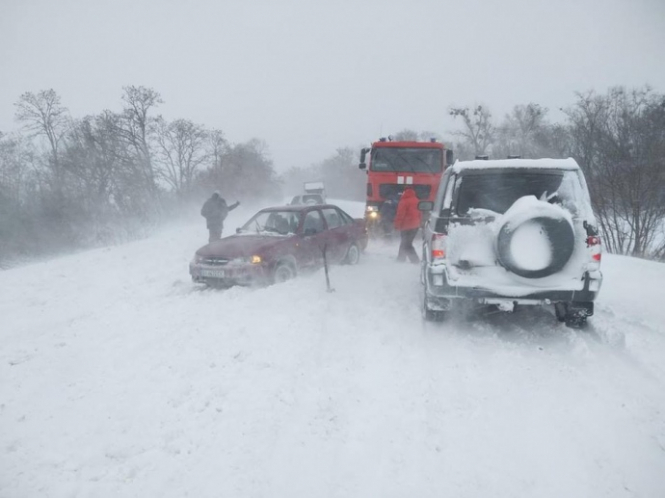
<box><xmin>359</xmin><ymin>138</ymin><xmax>452</xmax><ymax>236</ymax></box>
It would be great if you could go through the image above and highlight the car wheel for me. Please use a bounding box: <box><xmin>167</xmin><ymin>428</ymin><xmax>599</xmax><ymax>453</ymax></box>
<box><xmin>554</xmin><ymin>302</ymin><xmax>567</xmax><ymax>322</ymax></box>
<box><xmin>343</xmin><ymin>243</ymin><xmax>361</xmax><ymax>265</ymax></box>
<box><xmin>555</xmin><ymin>301</ymin><xmax>591</xmax><ymax>328</ymax></box>
<box><xmin>422</xmin><ymin>286</ymin><xmax>445</xmax><ymax>322</ymax></box>
<box><xmin>272</xmin><ymin>262</ymin><xmax>296</xmax><ymax>284</ymax></box>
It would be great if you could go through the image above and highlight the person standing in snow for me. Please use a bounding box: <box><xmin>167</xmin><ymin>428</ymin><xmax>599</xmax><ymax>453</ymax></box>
<box><xmin>201</xmin><ymin>191</ymin><xmax>240</xmax><ymax>242</ymax></box>
<box><xmin>379</xmin><ymin>192</ymin><xmax>400</xmax><ymax>238</ymax></box>
<box><xmin>393</xmin><ymin>188</ymin><xmax>422</xmax><ymax>263</ymax></box>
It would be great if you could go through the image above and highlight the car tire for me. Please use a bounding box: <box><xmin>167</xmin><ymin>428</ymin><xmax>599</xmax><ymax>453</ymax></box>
<box><xmin>343</xmin><ymin>243</ymin><xmax>361</xmax><ymax>265</ymax></box>
<box><xmin>555</xmin><ymin>301</ymin><xmax>591</xmax><ymax>328</ymax></box>
<box><xmin>496</xmin><ymin>215</ymin><xmax>575</xmax><ymax>279</ymax></box>
<box><xmin>422</xmin><ymin>286</ymin><xmax>445</xmax><ymax>322</ymax></box>
<box><xmin>272</xmin><ymin>262</ymin><xmax>296</xmax><ymax>284</ymax></box>
<box><xmin>554</xmin><ymin>302</ymin><xmax>567</xmax><ymax>322</ymax></box>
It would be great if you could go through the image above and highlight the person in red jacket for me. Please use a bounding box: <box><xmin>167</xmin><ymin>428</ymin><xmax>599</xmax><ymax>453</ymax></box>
<box><xmin>393</xmin><ymin>188</ymin><xmax>422</xmax><ymax>263</ymax></box>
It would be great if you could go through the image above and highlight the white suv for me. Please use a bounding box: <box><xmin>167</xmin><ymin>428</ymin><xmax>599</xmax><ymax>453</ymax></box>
<box><xmin>420</xmin><ymin>158</ymin><xmax>602</xmax><ymax>327</ymax></box>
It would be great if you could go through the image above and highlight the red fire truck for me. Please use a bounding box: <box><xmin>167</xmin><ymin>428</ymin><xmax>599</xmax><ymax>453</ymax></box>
<box><xmin>359</xmin><ymin>138</ymin><xmax>453</xmax><ymax>236</ymax></box>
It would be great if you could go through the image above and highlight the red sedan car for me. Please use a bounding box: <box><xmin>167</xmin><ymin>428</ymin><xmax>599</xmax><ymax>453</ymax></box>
<box><xmin>190</xmin><ymin>204</ymin><xmax>368</xmax><ymax>286</ymax></box>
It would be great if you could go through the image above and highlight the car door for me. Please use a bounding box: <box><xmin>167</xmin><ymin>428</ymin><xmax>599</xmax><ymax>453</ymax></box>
<box><xmin>297</xmin><ymin>209</ymin><xmax>327</xmax><ymax>268</ymax></box>
<box><xmin>320</xmin><ymin>207</ymin><xmax>350</xmax><ymax>263</ymax></box>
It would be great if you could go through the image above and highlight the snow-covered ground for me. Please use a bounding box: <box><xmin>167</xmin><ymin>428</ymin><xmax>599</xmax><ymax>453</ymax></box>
<box><xmin>2</xmin><ymin>200</ymin><xmax>665</xmax><ymax>498</ymax></box>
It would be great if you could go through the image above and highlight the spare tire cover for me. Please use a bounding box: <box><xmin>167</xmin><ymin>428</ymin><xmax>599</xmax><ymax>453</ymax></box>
<box><xmin>496</xmin><ymin>205</ymin><xmax>575</xmax><ymax>279</ymax></box>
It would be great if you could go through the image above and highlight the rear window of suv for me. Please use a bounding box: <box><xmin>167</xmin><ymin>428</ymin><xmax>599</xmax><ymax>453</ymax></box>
<box><xmin>454</xmin><ymin>169</ymin><xmax>584</xmax><ymax>216</ymax></box>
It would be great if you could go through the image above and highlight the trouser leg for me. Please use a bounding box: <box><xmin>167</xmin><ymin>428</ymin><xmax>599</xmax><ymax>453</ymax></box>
<box><xmin>398</xmin><ymin>228</ymin><xmax>419</xmax><ymax>263</ymax></box>
<box><xmin>209</xmin><ymin>226</ymin><xmax>222</xmax><ymax>242</ymax></box>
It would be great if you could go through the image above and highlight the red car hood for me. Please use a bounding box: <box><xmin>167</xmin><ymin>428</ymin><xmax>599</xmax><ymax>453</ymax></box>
<box><xmin>196</xmin><ymin>234</ymin><xmax>287</xmax><ymax>259</ymax></box>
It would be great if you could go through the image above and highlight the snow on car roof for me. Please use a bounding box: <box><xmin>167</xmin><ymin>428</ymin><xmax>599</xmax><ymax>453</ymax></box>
<box><xmin>263</xmin><ymin>204</ymin><xmax>338</xmax><ymax>212</ymax></box>
<box><xmin>452</xmin><ymin>157</ymin><xmax>580</xmax><ymax>174</ymax></box>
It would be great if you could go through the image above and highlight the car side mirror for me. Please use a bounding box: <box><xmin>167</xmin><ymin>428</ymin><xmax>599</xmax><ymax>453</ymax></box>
<box><xmin>359</xmin><ymin>162</ymin><xmax>366</xmax><ymax>170</ymax></box>
<box><xmin>418</xmin><ymin>201</ymin><xmax>434</xmax><ymax>211</ymax></box>
<box><xmin>236</xmin><ymin>227</ymin><xmax>241</xmax><ymax>234</ymax></box>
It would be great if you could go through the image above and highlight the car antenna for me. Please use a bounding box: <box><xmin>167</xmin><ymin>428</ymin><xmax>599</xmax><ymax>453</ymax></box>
<box><xmin>322</xmin><ymin>243</ymin><xmax>335</xmax><ymax>293</ymax></box>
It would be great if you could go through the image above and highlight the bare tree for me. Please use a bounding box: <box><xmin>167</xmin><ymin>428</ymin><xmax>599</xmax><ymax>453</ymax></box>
<box><xmin>449</xmin><ymin>105</ymin><xmax>495</xmax><ymax>157</ymax></box>
<box><xmin>198</xmin><ymin>139</ymin><xmax>279</xmax><ymax>201</ymax></box>
<box><xmin>208</xmin><ymin>129</ymin><xmax>227</xmax><ymax>168</ymax></box>
<box><xmin>112</xmin><ymin>86</ymin><xmax>163</xmax><ymax>196</ymax></box>
<box><xmin>14</xmin><ymin>89</ymin><xmax>69</xmax><ymax>185</ymax></box>
<box><xmin>566</xmin><ymin>87</ymin><xmax>665</xmax><ymax>256</ymax></box>
<box><xmin>0</xmin><ymin>133</ymin><xmax>36</xmax><ymax>204</ymax></box>
<box><xmin>495</xmin><ymin>103</ymin><xmax>547</xmax><ymax>158</ymax></box>
<box><xmin>154</xmin><ymin>117</ymin><xmax>210</xmax><ymax>197</ymax></box>
<box><xmin>391</xmin><ymin>129</ymin><xmax>443</xmax><ymax>143</ymax></box>
<box><xmin>392</xmin><ymin>129</ymin><xmax>420</xmax><ymax>141</ymax></box>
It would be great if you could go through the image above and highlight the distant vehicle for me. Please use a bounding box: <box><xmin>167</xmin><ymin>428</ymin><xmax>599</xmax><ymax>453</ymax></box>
<box><xmin>190</xmin><ymin>204</ymin><xmax>367</xmax><ymax>287</ymax></box>
<box><xmin>359</xmin><ymin>138</ymin><xmax>453</xmax><ymax>237</ymax></box>
<box><xmin>289</xmin><ymin>194</ymin><xmax>325</xmax><ymax>206</ymax></box>
<box><xmin>420</xmin><ymin>157</ymin><xmax>602</xmax><ymax>327</ymax></box>
<box><xmin>303</xmin><ymin>181</ymin><xmax>326</xmax><ymax>200</ymax></box>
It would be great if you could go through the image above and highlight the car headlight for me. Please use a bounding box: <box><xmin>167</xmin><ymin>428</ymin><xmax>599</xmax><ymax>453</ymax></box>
<box><xmin>193</xmin><ymin>254</ymin><xmax>204</xmax><ymax>264</ymax></box>
<box><xmin>366</xmin><ymin>205</ymin><xmax>378</xmax><ymax>212</ymax></box>
<box><xmin>368</xmin><ymin>211</ymin><xmax>379</xmax><ymax>219</ymax></box>
<box><xmin>250</xmin><ymin>255</ymin><xmax>262</xmax><ymax>264</ymax></box>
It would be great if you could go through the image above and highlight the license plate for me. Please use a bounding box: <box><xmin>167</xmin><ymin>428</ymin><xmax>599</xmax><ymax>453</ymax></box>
<box><xmin>200</xmin><ymin>269</ymin><xmax>226</xmax><ymax>279</ymax></box>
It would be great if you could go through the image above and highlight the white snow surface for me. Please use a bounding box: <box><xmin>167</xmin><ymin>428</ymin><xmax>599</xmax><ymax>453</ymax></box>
<box><xmin>508</xmin><ymin>220</ymin><xmax>552</xmax><ymax>271</ymax></box>
<box><xmin>501</xmin><ymin>196</ymin><xmax>570</xmax><ymax>273</ymax></box>
<box><xmin>452</xmin><ymin>157</ymin><xmax>580</xmax><ymax>173</ymax></box>
<box><xmin>2</xmin><ymin>200</ymin><xmax>665</xmax><ymax>498</ymax></box>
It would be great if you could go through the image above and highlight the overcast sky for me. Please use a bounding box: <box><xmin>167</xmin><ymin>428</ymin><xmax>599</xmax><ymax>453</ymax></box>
<box><xmin>1</xmin><ymin>0</ymin><xmax>664</xmax><ymax>171</ymax></box>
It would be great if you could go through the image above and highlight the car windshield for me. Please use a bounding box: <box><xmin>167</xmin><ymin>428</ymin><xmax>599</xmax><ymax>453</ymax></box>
<box><xmin>455</xmin><ymin>170</ymin><xmax>584</xmax><ymax>216</ymax></box>
<box><xmin>240</xmin><ymin>210</ymin><xmax>301</xmax><ymax>235</ymax></box>
<box><xmin>370</xmin><ymin>147</ymin><xmax>443</xmax><ymax>173</ymax></box>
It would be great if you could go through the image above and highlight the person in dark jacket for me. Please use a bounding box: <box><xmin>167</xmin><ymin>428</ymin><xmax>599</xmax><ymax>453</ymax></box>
<box><xmin>379</xmin><ymin>192</ymin><xmax>400</xmax><ymax>237</ymax></box>
<box><xmin>393</xmin><ymin>188</ymin><xmax>422</xmax><ymax>263</ymax></box>
<box><xmin>201</xmin><ymin>191</ymin><xmax>239</xmax><ymax>242</ymax></box>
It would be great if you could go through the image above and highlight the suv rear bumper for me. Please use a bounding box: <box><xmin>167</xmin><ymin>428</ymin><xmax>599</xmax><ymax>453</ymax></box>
<box><xmin>424</xmin><ymin>265</ymin><xmax>601</xmax><ymax>309</ymax></box>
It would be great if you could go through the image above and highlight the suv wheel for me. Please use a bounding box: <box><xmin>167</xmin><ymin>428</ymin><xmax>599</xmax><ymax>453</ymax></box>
<box><xmin>422</xmin><ymin>288</ymin><xmax>446</xmax><ymax>322</ymax></box>
<box><xmin>555</xmin><ymin>302</ymin><xmax>591</xmax><ymax>328</ymax></box>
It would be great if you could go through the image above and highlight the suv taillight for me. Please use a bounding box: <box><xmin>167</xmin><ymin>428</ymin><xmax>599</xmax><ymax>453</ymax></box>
<box><xmin>431</xmin><ymin>233</ymin><xmax>446</xmax><ymax>261</ymax></box>
<box><xmin>587</xmin><ymin>235</ymin><xmax>601</xmax><ymax>269</ymax></box>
